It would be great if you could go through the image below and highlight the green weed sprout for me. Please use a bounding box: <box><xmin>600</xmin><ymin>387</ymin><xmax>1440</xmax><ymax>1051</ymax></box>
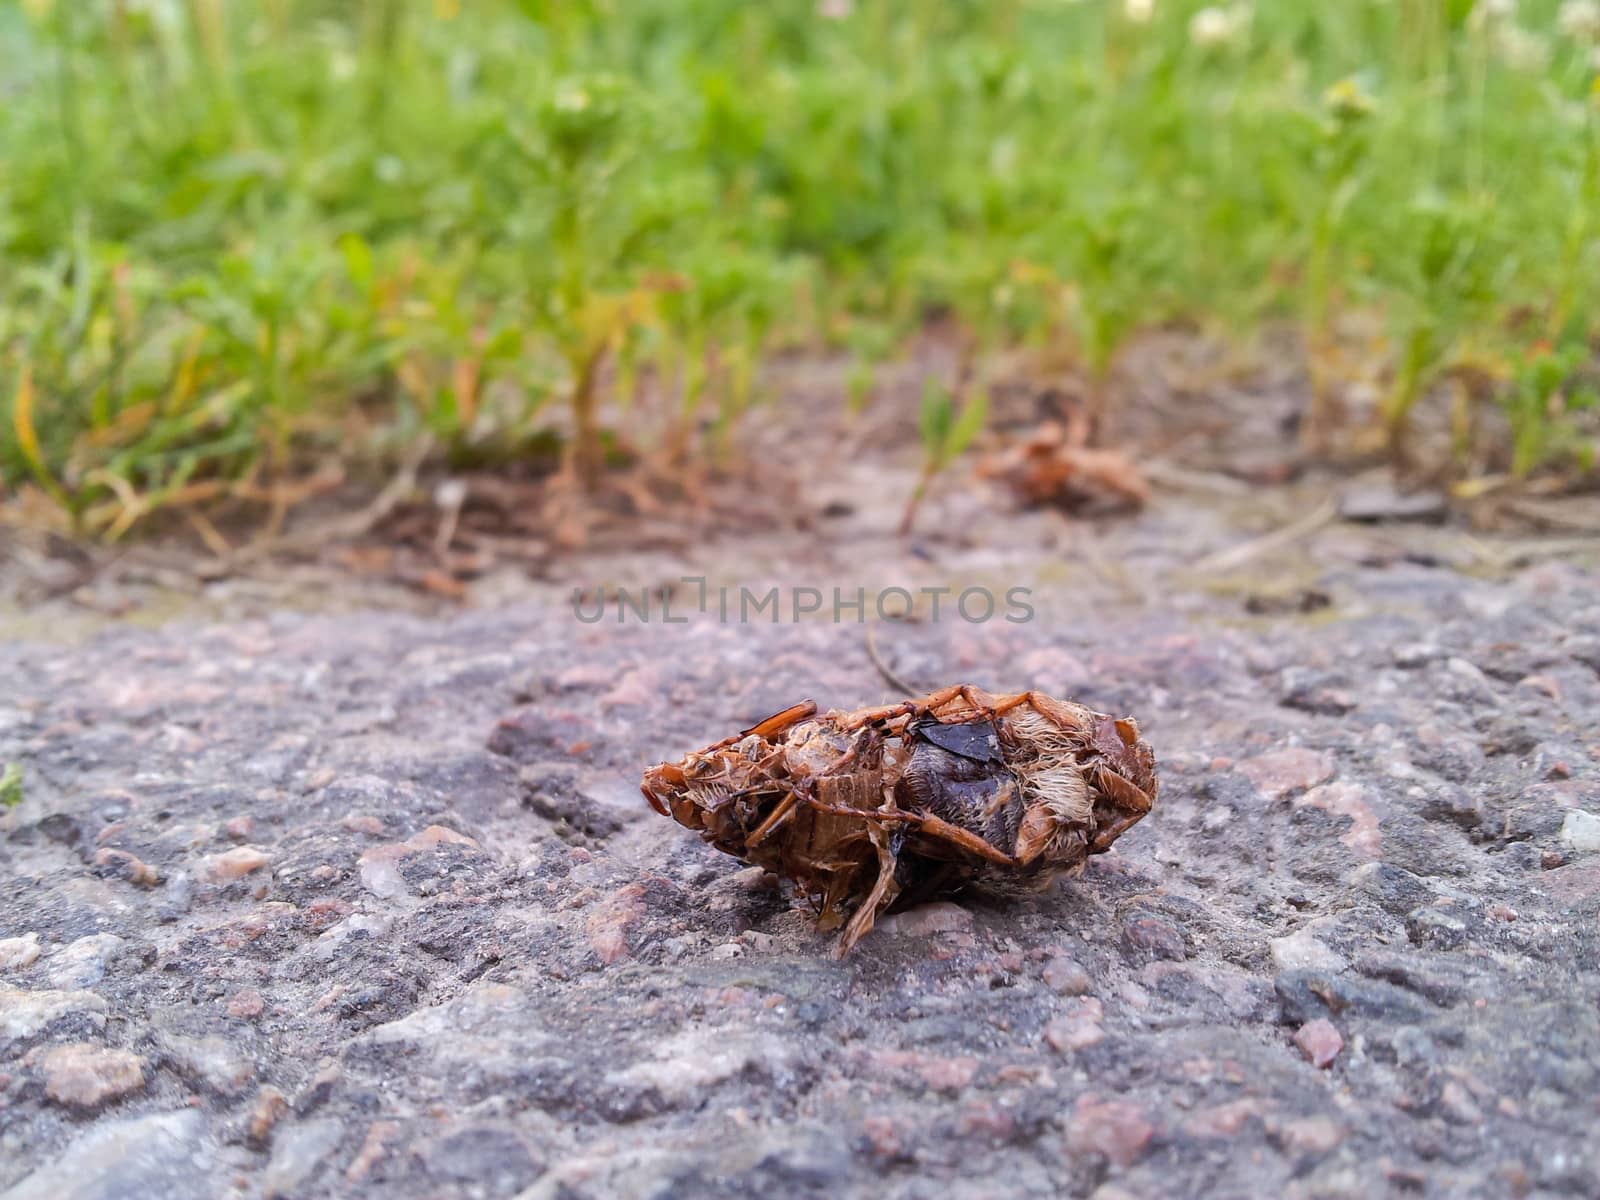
<box><xmin>900</xmin><ymin>377</ymin><xmax>987</xmax><ymax>537</ymax></box>
<box><xmin>0</xmin><ymin>763</ymin><xmax>22</xmax><ymax>809</ymax></box>
<box><xmin>1302</xmin><ymin>75</ymin><xmax>1377</xmax><ymax>454</ymax></box>
<box><xmin>1507</xmin><ymin>344</ymin><xmax>1600</xmax><ymax>477</ymax></box>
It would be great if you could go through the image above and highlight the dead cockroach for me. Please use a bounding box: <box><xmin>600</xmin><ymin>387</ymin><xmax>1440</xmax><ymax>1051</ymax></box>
<box><xmin>981</xmin><ymin>421</ymin><xmax>1151</xmax><ymax>513</ymax></box>
<box><xmin>641</xmin><ymin>684</ymin><xmax>1158</xmax><ymax>955</ymax></box>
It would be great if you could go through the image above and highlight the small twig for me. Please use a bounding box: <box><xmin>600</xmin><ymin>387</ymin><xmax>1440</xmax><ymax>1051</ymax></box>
<box><xmin>865</xmin><ymin>623</ymin><xmax>919</xmax><ymax>698</ymax></box>
<box><xmin>1461</xmin><ymin>533</ymin><xmax>1600</xmax><ymax>569</ymax></box>
<box><xmin>1499</xmin><ymin>497</ymin><xmax>1600</xmax><ymax>534</ymax></box>
<box><xmin>1191</xmin><ymin>497</ymin><xmax>1338</xmax><ymax>574</ymax></box>
<box><xmin>207</xmin><ymin>436</ymin><xmax>434</xmax><ymax>574</ymax></box>
<box><xmin>1138</xmin><ymin>458</ymin><xmax>1254</xmax><ymax>497</ymax></box>
<box><xmin>182</xmin><ymin>507</ymin><xmax>232</xmax><ymax>559</ymax></box>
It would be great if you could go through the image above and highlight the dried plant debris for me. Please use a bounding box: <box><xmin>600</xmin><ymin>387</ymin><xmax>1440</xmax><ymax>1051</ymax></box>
<box><xmin>982</xmin><ymin>421</ymin><xmax>1151</xmax><ymax>513</ymax></box>
<box><xmin>642</xmin><ymin>685</ymin><xmax>1159</xmax><ymax>954</ymax></box>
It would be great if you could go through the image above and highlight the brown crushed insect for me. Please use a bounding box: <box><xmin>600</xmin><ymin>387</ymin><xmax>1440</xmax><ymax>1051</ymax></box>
<box><xmin>641</xmin><ymin>684</ymin><xmax>1159</xmax><ymax>955</ymax></box>
<box><xmin>981</xmin><ymin>421</ymin><xmax>1151</xmax><ymax>513</ymax></box>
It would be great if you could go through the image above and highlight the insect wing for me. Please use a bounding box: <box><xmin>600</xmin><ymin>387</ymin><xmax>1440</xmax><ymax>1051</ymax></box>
<box><xmin>910</xmin><ymin>716</ymin><xmax>1004</xmax><ymax>765</ymax></box>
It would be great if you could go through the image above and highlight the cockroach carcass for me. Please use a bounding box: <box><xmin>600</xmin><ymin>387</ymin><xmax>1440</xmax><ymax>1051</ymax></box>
<box><xmin>641</xmin><ymin>684</ymin><xmax>1159</xmax><ymax>954</ymax></box>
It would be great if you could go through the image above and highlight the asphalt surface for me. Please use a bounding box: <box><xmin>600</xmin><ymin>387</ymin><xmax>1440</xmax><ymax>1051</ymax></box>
<box><xmin>2</xmin><ymin>512</ymin><xmax>1599</xmax><ymax>1199</ymax></box>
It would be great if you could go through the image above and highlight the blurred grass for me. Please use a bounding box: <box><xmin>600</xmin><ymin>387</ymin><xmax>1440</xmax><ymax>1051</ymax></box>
<box><xmin>0</xmin><ymin>761</ymin><xmax>21</xmax><ymax>807</ymax></box>
<box><xmin>2</xmin><ymin>0</ymin><xmax>1598</xmax><ymax>536</ymax></box>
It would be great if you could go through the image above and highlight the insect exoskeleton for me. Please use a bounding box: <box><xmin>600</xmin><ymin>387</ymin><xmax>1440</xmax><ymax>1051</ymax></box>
<box><xmin>641</xmin><ymin>685</ymin><xmax>1157</xmax><ymax>954</ymax></box>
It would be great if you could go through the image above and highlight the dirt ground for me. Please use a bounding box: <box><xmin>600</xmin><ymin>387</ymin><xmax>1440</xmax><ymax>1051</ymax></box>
<box><xmin>3</xmin><ymin>347</ymin><xmax>1600</xmax><ymax>1199</ymax></box>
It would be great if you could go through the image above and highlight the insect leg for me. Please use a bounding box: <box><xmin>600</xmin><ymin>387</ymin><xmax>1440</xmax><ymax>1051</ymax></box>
<box><xmin>818</xmin><ymin>744</ymin><xmax>862</xmax><ymax>776</ymax></box>
<box><xmin>988</xmin><ymin>690</ymin><xmax>1096</xmax><ymax>736</ymax></box>
<box><xmin>1094</xmin><ymin>763</ymin><xmax>1154</xmax><ymax>814</ymax></box>
<box><xmin>1090</xmin><ymin>808</ymin><xmax>1148</xmax><ymax>853</ymax></box>
<box><xmin>836</xmin><ymin>823</ymin><xmax>902</xmax><ymax>956</ymax></box>
<box><xmin>746</xmin><ymin>790</ymin><xmax>800</xmax><ymax>848</ymax></box>
<box><xmin>913</xmin><ymin>814</ymin><xmax>1019</xmax><ymax>867</ymax></box>
<box><xmin>939</xmin><ymin>684</ymin><xmax>1003</xmax><ymax>720</ymax></box>
<box><xmin>834</xmin><ymin>687</ymin><xmax>974</xmax><ymax>732</ymax></box>
<box><xmin>799</xmin><ymin>798</ymin><xmax>923</xmax><ymax>823</ymax></box>
<box><xmin>914</xmin><ymin>684</ymin><xmax>972</xmax><ymax>712</ymax></box>
<box><xmin>835</xmin><ymin>701</ymin><xmax>919</xmax><ymax>731</ymax></box>
<box><xmin>989</xmin><ymin>691</ymin><xmax>1039</xmax><ymax>715</ymax></box>
<box><xmin>817</xmin><ymin>870</ymin><xmax>855</xmax><ymax>932</ymax></box>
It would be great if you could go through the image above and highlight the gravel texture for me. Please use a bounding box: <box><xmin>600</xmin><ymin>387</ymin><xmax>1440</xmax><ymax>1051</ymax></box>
<box><xmin>2</xmin><ymin>511</ymin><xmax>1600</xmax><ymax>1199</ymax></box>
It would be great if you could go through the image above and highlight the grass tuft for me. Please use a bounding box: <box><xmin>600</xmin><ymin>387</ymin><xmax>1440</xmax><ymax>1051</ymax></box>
<box><xmin>2</xmin><ymin>1</ymin><xmax>1598</xmax><ymax>532</ymax></box>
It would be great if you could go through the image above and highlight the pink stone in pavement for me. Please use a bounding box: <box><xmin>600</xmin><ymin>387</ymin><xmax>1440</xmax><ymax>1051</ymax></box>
<box><xmin>200</xmin><ymin>846</ymin><xmax>272</xmax><ymax>885</ymax></box>
<box><xmin>1043</xmin><ymin>955</ymin><xmax>1094</xmax><ymax>996</ymax></box>
<box><xmin>1542</xmin><ymin>859</ymin><xmax>1600</xmax><ymax>903</ymax></box>
<box><xmin>601</xmin><ymin>667</ymin><xmax>661</xmax><ymax>710</ymax></box>
<box><xmin>1183</xmin><ymin>1098</ymin><xmax>1260</xmax><ymax>1139</ymax></box>
<box><xmin>586</xmin><ymin>883</ymin><xmax>651</xmax><ymax>964</ymax></box>
<box><xmin>1295</xmin><ymin>781</ymin><xmax>1382</xmax><ymax>857</ymax></box>
<box><xmin>1278</xmin><ymin>1115</ymin><xmax>1346</xmax><ymax>1154</ymax></box>
<box><xmin>956</xmin><ymin>1098</ymin><xmax>1018</xmax><ymax>1142</ymax></box>
<box><xmin>37</xmin><ymin>1043</ymin><xmax>145</xmax><ymax>1108</ymax></box>
<box><xmin>861</xmin><ymin>1114</ymin><xmax>904</xmax><ymax>1160</ymax></box>
<box><xmin>1065</xmin><ymin>1094</ymin><xmax>1155</xmax><ymax>1167</ymax></box>
<box><xmin>916</xmin><ymin>1055</ymin><xmax>979</xmax><ymax>1093</ymax></box>
<box><xmin>404</xmin><ymin>825</ymin><xmax>478</xmax><ymax>852</ymax></box>
<box><xmin>1238</xmin><ymin>748</ymin><xmax>1334</xmax><ymax>801</ymax></box>
<box><xmin>1045</xmin><ymin>998</ymin><xmax>1106</xmax><ymax>1053</ymax></box>
<box><xmin>876</xmin><ymin>902</ymin><xmax>973</xmax><ymax>937</ymax></box>
<box><xmin>1293</xmin><ymin>1019</ymin><xmax>1343</xmax><ymax>1068</ymax></box>
<box><xmin>864</xmin><ymin>1049</ymin><xmax>980</xmax><ymax>1093</ymax></box>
